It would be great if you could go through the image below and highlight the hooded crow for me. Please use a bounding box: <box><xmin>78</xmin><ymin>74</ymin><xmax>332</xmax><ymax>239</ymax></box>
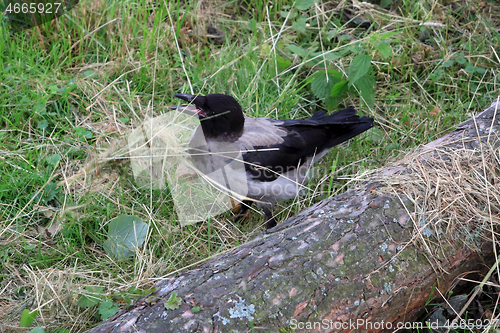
<box><xmin>173</xmin><ymin>93</ymin><xmax>374</xmax><ymax>230</ymax></box>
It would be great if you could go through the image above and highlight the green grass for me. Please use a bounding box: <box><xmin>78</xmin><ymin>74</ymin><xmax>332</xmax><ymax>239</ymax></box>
<box><xmin>1</xmin><ymin>0</ymin><xmax>499</xmax><ymax>331</ymax></box>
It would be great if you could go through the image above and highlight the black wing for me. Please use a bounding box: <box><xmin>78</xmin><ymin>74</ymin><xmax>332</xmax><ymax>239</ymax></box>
<box><xmin>241</xmin><ymin>108</ymin><xmax>373</xmax><ymax>181</ymax></box>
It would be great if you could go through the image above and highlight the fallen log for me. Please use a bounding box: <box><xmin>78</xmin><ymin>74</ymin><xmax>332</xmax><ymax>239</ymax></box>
<box><xmin>86</xmin><ymin>99</ymin><xmax>500</xmax><ymax>333</ymax></box>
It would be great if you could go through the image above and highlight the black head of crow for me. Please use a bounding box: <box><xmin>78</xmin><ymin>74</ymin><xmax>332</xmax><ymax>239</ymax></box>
<box><xmin>174</xmin><ymin>93</ymin><xmax>244</xmax><ymax>142</ymax></box>
<box><xmin>174</xmin><ymin>93</ymin><xmax>374</xmax><ymax>230</ymax></box>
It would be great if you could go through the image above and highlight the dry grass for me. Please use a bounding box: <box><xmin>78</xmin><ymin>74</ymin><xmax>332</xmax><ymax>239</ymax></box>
<box><xmin>373</xmin><ymin>103</ymin><xmax>500</xmax><ymax>271</ymax></box>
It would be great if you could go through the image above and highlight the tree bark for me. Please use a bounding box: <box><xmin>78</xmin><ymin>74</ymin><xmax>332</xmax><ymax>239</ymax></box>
<box><xmin>86</xmin><ymin>99</ymin><xmax>500</xmax><ymax>333</ymax></box>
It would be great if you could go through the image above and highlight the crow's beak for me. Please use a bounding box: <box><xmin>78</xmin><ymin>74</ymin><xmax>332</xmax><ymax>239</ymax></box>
<box><xmin>173</xmin><ymin>93</ymin><xmax>196</xmax><ymax>103</ymax></box>
<box><xmin>173</xmin><ymin>94</ymin><xmax>207</xmax><ymax>118</ymax></box>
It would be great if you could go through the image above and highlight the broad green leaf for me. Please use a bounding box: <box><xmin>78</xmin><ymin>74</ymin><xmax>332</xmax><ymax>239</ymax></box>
<box><xmin>292</xmin><ymin>17</ymin><xmax>307</xmax><ymax>33</ymax></box>
<box><xmin>353</xmin><ymin>74</ymin><xmax>376</xmax><ymax>106</ymax></box>
<box><xmin>286</xmin><ymin>44</ymin><xmax>307</xmax><ymax>57</ymax></box>
<box><xmin>309</xmin><ymin>53</ymin><xmax>329</xmax><ymax>68</ymax></box>
<box><xmin>77</xmin><ymin>295</ymin><xmax>99</xmax><ymax>308</ymax></box>
<box><xmin>78</xmin><ymin>286</ymin><xmax>104</xmax><ymax>308</ymax></box>
<box><xmin>326</xmin><ymin>29</ymin><xmax>338</xmax><ymax>41</ymax></box>
<box><xmin>46</xmin><ymin>154</ymin><xmax>61</xmax><ymax>166</ymax></box>
<box><xmin>348</xmin><ymin>54</ymin><xmax>372</xmax><ymax>85</ymax></box>
<box><xmin>33</xmin><ymin>103</ymin><xmax>45</xmax><ymax>113</ymax></box>
<box><xmin>465</xmin><ymin>64</ymin><xmax>475</xmax><ymax>74</ymax></box>
<box><xmin>349</xmin><ymin>44</ymin><xmax>365</xmax><ymax>54</ymax></box>
<box><xmin>295</xmin><ymin>0</ymin><xmax>317</xmax><ymax>10</ymax></box>
<box><xmin>29</xmin><ymin>328</ymin><xmax>45</xmax><ymax>333</ymax></box>
<box><xmin>311</xmin><ymin>71</ymin><xmax>342</xmax><ymax>99</ymax></box>
<box><xmin>41</xmin><ymin>181</ymin><xmax>60</xmax><ymax>204</ymax></box>
<box><xmin>247</xmin><ymin>18</ymin><xmax>256</xmax><ymax>31</ymax></box>
<box><xmin>380</xmin><ymin>31</ymin><xmax>398</xmax><ymax>39</ymax></box>
<box><xmin>331</xmin><ymin>80</ymin><xmax>348</xmax><ymax>97</ymax></box>
<box><xmin>280</xmin><ymin>10</ymin><xmax>297</xmax><ymax>19</ymax></box>
<box><xmin>442</xmin><ymin>60</ymin><xmax>454</xmax><ymax>68</ymax></box>
<box><xmin>476</xmin><ymin>66</ymin><xmax>486</xmax><ymax>74</ymax></box>
<box><xmin>103</xmin><ymin>215</ymin><xmax>148</xmax><ymax>259</ymax></box>
<box><xmin>311</xmin><ymin>71</ymin><xmax>330</xmax><ymax>99</ymax></box>
<box><xmin>37</xmin><ymin>120</ymin><xmax>48</xmax><ymax>130</ymax></box>
<box><xmin>375</xmin><ymin>42</ymin><xmax>392</xmax><ymax>59</ymax></box>
<box><xmin>380</xmin><ymin>0</ymin><xmax>393</xmax><ymax>8</ymax></box>
<box><xmin>20</xmin><ymin>309</ymin><xmax>38</xmax><ymax>327</ymax></box>
<box><xmin>192</xmin><ymin>306</ymin><xmax>201</xmax><ymax>313</ymax></box>
<box><xmin>276</xmin><ymin>56</ymin><xmax>292</xmax><ymax>72</ymax></box>
<box><xmin>455</xmin><ymin>56</ymin><xmax>467</xmax><ymax>64</ymax></box>
<box><xmin>164</xmin><ymin>291</ymin><xmax>182</xmax><ymax>310</ymax></box>
<box><xmin>74</xmin><ymin>127</ymin><xmax>93</xmax><ymax>140</ymax></box>
<box><xmin>324</xmin><ymin>52</ymin><xmax>341</xmax><ymax>60</ymax></box>
<box><xmin>98</xmin><ymin>301</ymin><xmax>119</xmax><ymax>320</ymax></box>
<box><xmin>324</xmin><ymin>96</ymin><xmax>341</xmax><ymax>110</ymax></box>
